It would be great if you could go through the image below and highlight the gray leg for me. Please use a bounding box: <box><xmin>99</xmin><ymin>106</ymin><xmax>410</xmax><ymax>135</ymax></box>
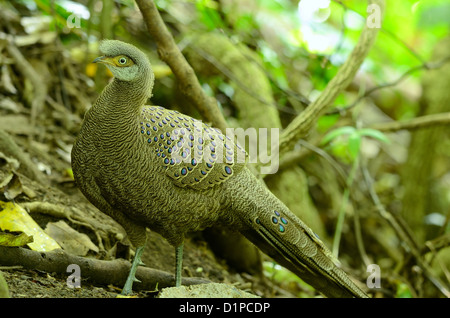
<box><xmin>121</xmin><ymin>245</ymin><xmax>145</xmax><ymax>295</ymax></box>
<box><xmin>175</xmin><ymin>243</ymin><xmax>184</xmax><ymax>287</ymax></box>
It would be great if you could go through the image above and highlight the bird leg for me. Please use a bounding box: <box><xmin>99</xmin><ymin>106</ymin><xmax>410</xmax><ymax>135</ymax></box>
<box><xmin>175</xmin><ymin>243</ymin><xmax>184</xmax><ymax>287</ymax></box>
<box><xmin>121</xmin><ymin>245</ymin><xmax>145</xmax><ymax>295</ymax></box>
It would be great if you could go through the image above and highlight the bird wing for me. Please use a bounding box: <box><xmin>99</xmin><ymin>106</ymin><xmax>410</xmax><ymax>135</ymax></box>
<box><xmin>140</xmin><ymin>106</ymin><xmax>247</xmax><ymax>190</ymax></box>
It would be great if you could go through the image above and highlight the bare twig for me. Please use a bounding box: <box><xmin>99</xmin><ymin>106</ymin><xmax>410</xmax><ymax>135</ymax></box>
<box><xmin>0</xmin><ymin>32</ymin><xmax>47</xmax><ymax>133</ymax></box>
<box><xmin>331</xmin><ymin>55</ymin><xmax>450</xmax><ymax>115</ymax></box>
<box><xmin>279</xmin><ymin>112</ymin><xmax>450</xmax><ymax>174</ymax></box>
<box><xmin>0</xmin><ymin>246</ymin><xmax>209</xmax><ymax>291</ymax></box>
<box><xmin>193</xmin><ymin>46</ymin><xmax>285</xmax><ymax>113</ymax></box>
<box><xmin>0</xmin><ymin>129</ymin><xmax>47</xmax><ymax>185</ymax></box>
<box><xmin>135</xmin><ymin>0</ymin><xmax>228</xmax><ymax>132</ymax></box>
<box><xmin>278</xmin><ymin>0</ymin><xmax>384</xmax><ymax>156</ymax></box>
<box><xmin>277</xmin><ymin>139</ymin><xmax>348</xmax><ymax>181</ymax></box>
<box><xmin>361</xmin><ymin>164</ymin><xmax>450</xmax><ymax>297</ymax></box>
<box><xmin>368</xmin><ymin>112</ymin><xmax>450</xmax><ymax>132</ymax></box>
<box><xmin>422</xmin><ymin>233</ymin><xmax>450</xmax><ymax>255</ymax></box>
<box><xmin>332</xmin><ymin>0</ymin><xmax>426</xmax><ymax>64</ymax></box>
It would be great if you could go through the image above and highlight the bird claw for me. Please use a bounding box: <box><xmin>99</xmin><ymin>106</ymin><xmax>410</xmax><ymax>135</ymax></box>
<box><xmin>120</xmin><ymin>284</ymin><xmax>133</xmax><ymax>296</ymax></box>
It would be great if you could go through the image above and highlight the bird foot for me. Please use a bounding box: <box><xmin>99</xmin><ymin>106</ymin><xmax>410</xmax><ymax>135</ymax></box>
<box><xmin>120</xmin><ymin>245</ymin><xmax>145</xmax><ymax>296</ymax></box>
<box><xmin>121</xmin><ymin>275</ymin><xmax>136</xmax><ymax>296</ymax></box>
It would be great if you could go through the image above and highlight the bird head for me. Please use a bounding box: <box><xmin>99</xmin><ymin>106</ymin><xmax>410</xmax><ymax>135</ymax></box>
<box><xmin>93</xmin><ymin>40</ymin><xmax>154</xmax><ymax>83</ymax></box>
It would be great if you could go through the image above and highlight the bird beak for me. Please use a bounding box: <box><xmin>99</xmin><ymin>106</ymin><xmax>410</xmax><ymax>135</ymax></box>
<box><xmin>93</xmin><ymin>56</ymin><xmax>114</xmax><ymax>66</ymax></box>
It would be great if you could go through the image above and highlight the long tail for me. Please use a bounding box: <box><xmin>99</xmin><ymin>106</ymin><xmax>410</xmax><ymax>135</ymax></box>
<box><xmin>231</xmin><ymin>169</ymin><xmax>369</xmax><ymax>298</ymax></box>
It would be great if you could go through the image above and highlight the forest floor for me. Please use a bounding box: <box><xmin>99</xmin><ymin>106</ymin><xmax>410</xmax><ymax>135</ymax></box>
<box><xmin>0</xmin><ymin>149</ymin><xmax>302</xmax><ymax>298</ymax></box>
<box><xmin>2</xmin><ymin>223</ymin><xmax>301</xmax><ymax>298</ymax></box>
<box><xmin>0</xmin><ymin>100</ymin><xmax>304</xmax><ymax>298</ymax></box>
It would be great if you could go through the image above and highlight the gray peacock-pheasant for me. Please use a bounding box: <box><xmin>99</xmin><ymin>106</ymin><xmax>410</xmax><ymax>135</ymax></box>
<box><xmin>71</xmin><ymin>40</ymin><xmax>368</xmax><ymax>298</ymax></box>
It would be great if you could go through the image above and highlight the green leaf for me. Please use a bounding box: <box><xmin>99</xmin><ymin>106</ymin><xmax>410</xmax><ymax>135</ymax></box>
<box><xmin>348</xmin><ymin>132</ymin><xmax>361</xmax><ymax>160</ymax></box>
<box><xmin>66</xmin><ymin>168</ymin><xmax>74</xmax><ymax>180</ymax></box>
<box><xmin>396</xmin><ymin>283</ymin><xmax>413</xmax><ymax>298</ymax></box>
<box><xmin>330</xmin><ymin>143</ymin><xmax>351</xmax><ymax>163</ymax></box>
<box><xmin>321</xmin><ymin>126</ymin><xmax>355</xmax><ymax>145</ymax></box>
<box><xmin>0</xmin><ymin>230</ymin><xmax>33</xmax><ymax>247</ymax></box>
<box><xmin>196</xmin><ymin>0</ymin><xmax>225</xmax><ymax>30</ymax></box>
<box><xmin>317</xmin><ymin>114</ymin><xmax>340</xmax><ymax>132</ymax></box>
<box><xmin>358</xmin><ymin>128</ymin><xmax>390</xmax><ymax>144</ymax></box>
<box><xmin>418</xmin><ymin>3</ymin><xmax>450</xmax><ymax>28</ymax></box>
<box><xmin>263</xmin><ymin>261</ymin><xmax>301</xmax><ymax>283</ymax></box>
<box><xmin>234</xmin><ymin>14</ymin><xmax>256</xmax><ymax>33</ymax></box>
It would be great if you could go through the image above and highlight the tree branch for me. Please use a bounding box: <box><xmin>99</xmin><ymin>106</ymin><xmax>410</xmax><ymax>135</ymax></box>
<box><xmin>368</xmin><ymin>112</ymin><xmax>450</xmax><ymax>132</ymax></box>
<box><xmin>330</xmin><ymin>55</ymin><xmax>450</xmax><ymax>115</ymax></box>
<box><xmin>278</xmin><ymin>0</ymin><xmax>384</xmax><ymax>156</ymax></box>
<box><xmin>135</xmin><ymin>0</ymin><xmax>228</xmax><ymax>132</ymax></box>
<box><xmin>0</xmin><ymin>246</ymin><xmax>209</xmax><ymax>291</ymax></box>
<box><xmin>361</xmin><ymin>165</ymin><xmax>450</xmax><ymax>297</ymax></box>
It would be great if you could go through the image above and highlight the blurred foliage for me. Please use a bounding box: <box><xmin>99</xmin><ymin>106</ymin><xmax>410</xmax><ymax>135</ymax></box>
<box><xmin>11</xmin><ymin>0</ymin><xmax>449</xmax><ymax>117</ymax></box>
<box><xmin>322</xmin><ymin>126</ymin><xmax>389</xmax><ymax>162</ymax></box>
<box><xmin>263</xmin><ymin>261</ymin><xmax>315</xmax><ymax>297</ymax></box>
<box><xmin>3</xmin><ymin>0</ymin><xmax>449</xmax><ymax>298</ymax></box>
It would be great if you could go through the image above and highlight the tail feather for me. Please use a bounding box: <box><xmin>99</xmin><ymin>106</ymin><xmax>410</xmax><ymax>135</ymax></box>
<box><xmin>232</xmin><ymin>170</ymin><xmax>368</xmax><ymax>298</ymax></box>
<box><xmin>240</xmin><ymin>216</ymin><xmax>368</xmax><ymax>297</ymax></box>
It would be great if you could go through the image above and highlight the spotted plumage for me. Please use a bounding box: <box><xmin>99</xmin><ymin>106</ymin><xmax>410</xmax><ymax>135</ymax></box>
<box><xmin>71</xmin><ymin>40</ymin><xmax>368</xmax><ymax>298</ymax></box>
<box><xmin>138</xmin><ymin>106</ymin><xmax>246</xmax><ymax>190</ymax></box>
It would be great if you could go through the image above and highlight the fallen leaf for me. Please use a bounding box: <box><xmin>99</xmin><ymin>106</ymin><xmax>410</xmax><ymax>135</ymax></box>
<box><xmin>1</xmin><ymin>65</ymin><xmax>17</xmax><ymax>94</ymax></box>
<box><xmin>0</xmin><ymin>200</ymin><xmax>61</xmax><ymax>252</ymax></box>
<box><xmin>4</xmin><ymin>173</ymin><xmax>23</xmax><ymax>201</ymax></box>
<box><xmin>0</xmin><ymin>230</ymin><xmax>33</xmax><ymax>247</ymax></box>
<box><xmin>45</xmin><ymin>220</ymin><xmax>99</xmax><ymax>256</ymax></box>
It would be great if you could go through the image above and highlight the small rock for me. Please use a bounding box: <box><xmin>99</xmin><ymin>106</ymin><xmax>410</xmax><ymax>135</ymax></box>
<box><xmin>158</xmin><ymin>283</ymin><xmax>259</xmax><ymax>298</ymax></box>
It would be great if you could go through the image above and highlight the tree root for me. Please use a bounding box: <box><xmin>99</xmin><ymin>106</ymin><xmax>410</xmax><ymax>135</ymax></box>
<box><xmin>0</xmin><ymin>246</ymin><xmax>210</xmax><ymax>292</ymax></box>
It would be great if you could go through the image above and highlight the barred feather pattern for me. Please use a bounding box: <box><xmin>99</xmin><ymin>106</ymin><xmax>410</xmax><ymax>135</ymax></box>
<box><xmin>71</xmin><ymin>40</ymin><xmax>368</xmax><ymax>298</ymax></box>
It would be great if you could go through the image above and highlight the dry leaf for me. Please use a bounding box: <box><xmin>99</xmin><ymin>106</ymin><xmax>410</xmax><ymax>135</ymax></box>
<box><xmin>0</xmin><ymin>230</ymin><xmax>33</xmax><ymax>247</ymax></box>
<box><xmin>0</xmin><ymin>200</ymin><xmax>61</xmax><ymax>251</ymax></box>
<box><xmin>45</xmin><ymin>220</ymin><xmax>99</xmax><ymax>256</ymax></box>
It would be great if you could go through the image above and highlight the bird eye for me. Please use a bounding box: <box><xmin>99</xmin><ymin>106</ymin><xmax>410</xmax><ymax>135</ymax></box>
<box><xmin>118</xmin><ymin>57</ymin><xmax>127</xmax><ymax>65</ymax></box>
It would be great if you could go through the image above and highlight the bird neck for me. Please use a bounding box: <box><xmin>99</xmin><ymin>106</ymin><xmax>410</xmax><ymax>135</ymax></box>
<box><xmin>92</xmin><ymin>74</ymin><xmax>153</xmax><ymax>125</ymax></box>
<box><xmin>110</xmin><ymin>76</ymin><xmax>153</xmax><ymax>110</ymax></box>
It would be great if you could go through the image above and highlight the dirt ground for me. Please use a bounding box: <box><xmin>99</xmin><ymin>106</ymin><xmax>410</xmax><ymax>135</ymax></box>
<box><xmin>0</xmin><ymin>170</ymin><xmax>308</xmax><ymax>298</ymax></box>
<box><xmin>0</xmin><ymin>177</ymin><xmax>304</xmax><ymax>298</ymax></box>
<box><xmin>1</xmin><ymin>228</ymin><xmax>302</xmax><ymax>298</ymax></box>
